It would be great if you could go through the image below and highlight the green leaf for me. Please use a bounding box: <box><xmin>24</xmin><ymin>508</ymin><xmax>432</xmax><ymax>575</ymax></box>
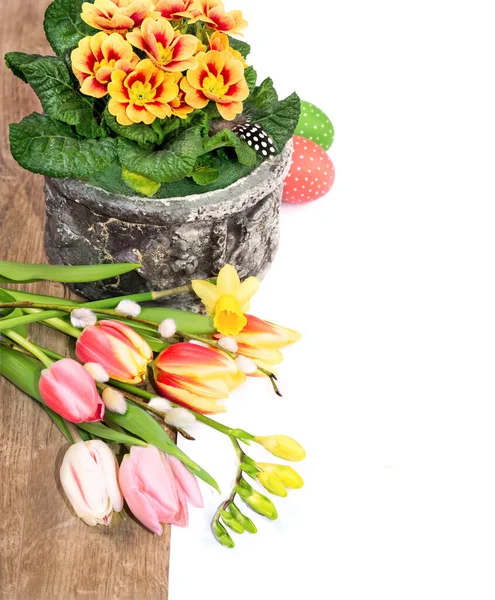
<box><xmin>20</xmin><ymin>56</ymin><xmax>106</xmax><ymax>138</ymax></box>
<box><xmin>203</xmin><ymin>128</ymin><xmax>257</xmax><ymax>167</ymax></box>
<box><xmin>104</xmin><ymin>107</ymin><xmax>160</xmax><ymax>148</ymax></box>
<box><xmin>247</xmin><ymin>92</ymin><xmax>301</xmax><ymax>153</ymax></box>
<box><xmin>0</xmin><ymin>259</ymin><xmax>140</xmax><ymax>284</ymax></box>
<box><xmin>244</xmin><ymin>66</ymin><xmax>257</xmax><ymax>94</ymax></box>
<box><xmin>4</xmin><ymin>52</ymin><xmax>42</xmax><ymax>83</ymax></box>
<box><xmin>0</xmin><ymin>289</ymin><xmax>29</xmax><ymax>339</ymax></box>
<box><xmin>78</xmin><ymin>421</ymin><xmax>148</xmax><ymax>446</ymax></box>
<box><xmin>121</xmin><ymin>168</ymin><xmax>161</xmax><ymax>197</ymax></box>
<box><xmin>191</xmin><ymin>164</ymin><xmax>219</xmax><ymax>186</ymax></box>
<box><xmin>106</xmin><ymin>403</ymin><xmax>220</xmax><ymax>491</ymax></box>
<box><xmin>158</xmin><ymin>111</ymin><xmax>210</xmax><ymax>143</ymax></box>
<box><xmin>44</xmin><ymin>0</ymin><xmax>96</xmax><ymax>56</ymax></box>
<box><xmin>228</xmin><ymin>36</ymin><xmax>250</xmax><ymax>58</ymax></box>
<box><xmin>9</xmin><ymin>113</ymin><xmax>117</xmax><ymax>179</ymax></box>
<box><xmin>249</xmin><ymin>77</ymin><xmax>278</xmax><ymax>110</ymax></box>
<box><xmin>117</xmin><ymin>127</ymin><xmax>204</xmax><ymax>183</ymax></box>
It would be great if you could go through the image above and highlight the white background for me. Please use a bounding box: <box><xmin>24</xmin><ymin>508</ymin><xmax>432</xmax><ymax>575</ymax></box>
<box><xmin>170</xmin><ymin>1</ymin><xmax>495</xmax><ymax>599</ymax></box>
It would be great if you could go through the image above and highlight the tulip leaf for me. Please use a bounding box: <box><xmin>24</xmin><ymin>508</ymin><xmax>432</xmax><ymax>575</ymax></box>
<box><xmin>0</xmin><ymin>347</ymin><xmax>74</xmax><ymax>443</ymax></box>
<box><xmin>44</xmin><ymin>0</ymin><xmax>95</xmax><ymax>56</ymax></box>
<box><xmin>106</xmin><ymin>403</ymin><xmax>220</xmax><ymax>492</ymax></box>
<box><xmin>10</xmin><ymin>114</ymin><xmax>117</xmax><ymax>179</ymax></box>
<box><xmin>0</xmin><ymin>260</ymin><xmax>140</xmax><ymax>284</ymax></box>
<box><xmin>78</xmin><ymin>421</ymin><xmax>148</xmax><ymax>447</ymax></box>
<box><xmin>18</xmin><ymin>57</ymin><xmax>106</xmax><ymax>138</ymax></box>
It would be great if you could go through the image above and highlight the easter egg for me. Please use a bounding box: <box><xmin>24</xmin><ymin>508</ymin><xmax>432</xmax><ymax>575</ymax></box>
<box><xmin>295</xmin><ymin>100</ymin><xmax>334</xmax><ymax>150</ymax></box>
<box><xmin>282</xmin><ymin>135</ymin><xmax>335</xmax><ymax>204</ymax></box>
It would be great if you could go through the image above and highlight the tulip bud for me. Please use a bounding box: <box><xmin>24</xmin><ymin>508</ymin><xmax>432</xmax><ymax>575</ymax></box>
<box><xmin>257</xmin><ymin>471</ymin><xmax>288</xmax><ymax>497</ymax></box>
<box><xmin>114</xmin><ymin>299</ymin><xmax>141</xmax><ymax>317</ymax></box>
<box><xmin>60</xmin><ymin>440</ymin><xmax>123</xmax><ymax>526</ymax></box>
<box><xmin>101</xmin><ymin>387</ymin><xmax>127</xmax><ymax>414</ymax></box>
<box><xmin>235</xmin><ymin>481</ymin><xmax>278</xmax><ymax>520</ymax></box>
<box><xmin>220</xmin><ymin>510</ymin><xmax>244</xmax><ymax>534</ymax></box>
<box><xmin>39</xmin><ymin>358</ymin><xmax>104</xmax><ymax>423</ymax></box>
<box><xmin>228</xmin><ymin>503</ymin><xmax>257</xmax><ymax>534</ymax></box>
<box><xmin>254</xmin><ymin>435</ymin><xmax>306</xmax><ymax>461</ymax></box>
<box><xmin>212</xmin><ymin>519</ymin><xmax>235</xmax><ymax>548</ymax></box>
<box><xmin>257</xmin><ymin>463</ymin><xmax>304</xmax><ymax>489</ymax></box>
<box><xmin>76</xmin><ymin>320</ymin><xmax>153</xmax><ymax>384</ymax></box>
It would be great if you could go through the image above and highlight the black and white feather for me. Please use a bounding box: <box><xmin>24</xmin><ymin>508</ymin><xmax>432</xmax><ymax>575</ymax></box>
<box><xmin>232</xmin><ymin>122</ymin><xmax>277</xmax><ymax>157</ymax></box>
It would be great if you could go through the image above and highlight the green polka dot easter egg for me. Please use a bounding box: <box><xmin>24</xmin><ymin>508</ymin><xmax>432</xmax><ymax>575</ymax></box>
<box><xmin>296</xmin><ymin>101</ymin><xmax>334</xmax><ymax>151</ymax></box>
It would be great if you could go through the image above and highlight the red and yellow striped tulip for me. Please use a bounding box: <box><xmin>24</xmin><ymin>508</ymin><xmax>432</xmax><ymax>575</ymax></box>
<box><xmin>152</xmin><ymin>0</ymin><xmax>195</xmax><ymax>20</ymax></box>
<box><xmin>126</xmin><ymin>17</ymin><xmax>198</xmax><ymax>72</ymax></box>
<box><xmin>81</xmin><ymin>0</ymin><xmax>158</xmax><ymax>35</ymax></box>
<box><xmin>188</xmin><ymin>0</ymin><xmax>247</xmax><ymax>35</ymax></box>
<box><xmin>75</xmin><ymin>320</ymin><xmax>153</xmax><ymax>384</ymax></box>
<box><xmin>217</xmin><ymin>315</ymin><xmax>301</xmax><ymax>375</ymax></box>
<box><xmin>153</xmin><ymin>342</ymin><xmax>246</xmax><ymax>414</ymax></box>
<box><xmin>107</xmin><ymin>58</ymin><xmax>179</xmax><ymax>124</ymax></box>
<box><xmin>71</xmin><ymin>32</ymin><xmax>138</xmax><ymax>98</ymax></box>
<box><xmin>181</xmin><ymin>50</ymin><xmax>248</xmax><ymax>120</ymax></box>
<box><xmin>208</xmin><ymin>31</ymin><xmax>246</xmax><ymax>67</ymax></box>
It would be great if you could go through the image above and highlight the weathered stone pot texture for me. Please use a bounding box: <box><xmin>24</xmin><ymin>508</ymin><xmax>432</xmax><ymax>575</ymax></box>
<box><xmin>44</xmin><ymin>141</ymin><xmax>292</xmax><ymax>311</ymax></box>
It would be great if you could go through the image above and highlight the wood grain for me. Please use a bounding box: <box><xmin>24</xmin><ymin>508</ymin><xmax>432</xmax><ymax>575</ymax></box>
<box><xmin>0</xmin><ymin>1</ymin><xmax>171</xmax><ymax>597</ymax></box>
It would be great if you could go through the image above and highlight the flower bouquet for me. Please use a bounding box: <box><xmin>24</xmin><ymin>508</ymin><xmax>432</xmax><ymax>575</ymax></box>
<box><xmin>0</xmin><ymin>260</ymin><xmax>304</xmax><ymax>547</ymax></box>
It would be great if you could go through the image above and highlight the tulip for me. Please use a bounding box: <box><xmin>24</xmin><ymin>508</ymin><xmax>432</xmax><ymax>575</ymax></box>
<box><xmin>217</xmin><ymin>314</ymin><xmax>301</xmax><ymax>376</ymax></box>
<box><xmin>60</xmin><ymin>440</ymin><xmax>123</xmax><ymax>526</ymax></box>
<box><xmin>153</xmin><ymin>342</ymin><xmax>245</xmax><ymax>414</ymax></box>
<box><xmin>39</xmin><ymin>358</ymin><xmax>104</xmax><ymax>423</ymax></box>
<box><xmin>119</xmin><ymin>446</ymin><xmax>203</xmax><ymax>534</ymax></box>
<box><xmin>75</xmin><ymin>320</ymin><xmax>153</xmax><ymax>384</ymax></box>
<box><xmin>254</xmin><ymin>435</ymin><xmax>306</xmax><ymax>462</ymax></box>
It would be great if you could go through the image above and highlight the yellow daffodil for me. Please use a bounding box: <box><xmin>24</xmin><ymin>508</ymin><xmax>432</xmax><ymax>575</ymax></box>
<box><xmin>192</xmin><ymin>264</ymin><xmax>259</xmax><ymax>336</ymax></box>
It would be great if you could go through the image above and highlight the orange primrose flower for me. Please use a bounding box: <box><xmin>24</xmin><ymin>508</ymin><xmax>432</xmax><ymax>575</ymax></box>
<box><xmin>108</xmin><ymin>58</ymin><xmax>179</xmax><ymax>124</ymax></box>
<box><xmin>152</xmin><ymin>0</ymin><xmax>195</xmax><ymax>20</ymax></box>
<box><xmin>170</xmin><ymin>74</ymin><xmax>195</xmax><ymax>118</ymax></box>
<box><xmin>188</xmin><ymin>0</ymin><xmax>247</xmax><ymax>35</ymax></box>
<box><xmin>126</xmin><ymin>17</ymin><xmax>198</xmax><ymax>72</ymax></box>
<box><xmin>81</xmin><ymin>0</ymin><xmax>158</xmax><ymax>35</ymax></box>
<box><xmin>71</xmin><ymin>32</ymin><xmax>138</xmax><ymax>98</ymax></box>
<box><xmin>209</xmin><ymin>31</ymin><xmax>246</xmax><ymax>67</ymax></box>
<box><xmin>181</xmin><ymin>50</ymin><xmax>248</xmax><ymax>120</ymax></box>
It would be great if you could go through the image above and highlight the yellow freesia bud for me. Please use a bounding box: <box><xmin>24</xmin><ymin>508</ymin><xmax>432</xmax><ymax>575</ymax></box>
<box><xmin>257</xmin><ymin>471</ymin><xmax>288</xmax><ymax>497</ymax></box>
<box><xmin>254</xmin><ymin>435</ymin><xmax>306</xmax><ymax>462</ymax></box>
<box><xmin>257</xmin><ymin>464</ymin><xmax>304</xmax><ymax>489</ymax></box>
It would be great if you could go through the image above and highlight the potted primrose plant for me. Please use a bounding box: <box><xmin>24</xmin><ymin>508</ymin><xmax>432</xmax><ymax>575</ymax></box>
<box><xmin>5</xmin><ymin>0</ymin><xmax>300</xmax><ymax>309</ymax></box>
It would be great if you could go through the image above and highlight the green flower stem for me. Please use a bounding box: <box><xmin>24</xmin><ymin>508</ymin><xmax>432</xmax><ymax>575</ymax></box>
<box><xmin>2</xmin><ymin>329</ymin><xmax>53</xmax><ymax>368</ymax></box>
<box><xmin>23</xmin><ymin>308</ymin><xmax>82</xmax><ymax>338</ymax></box>
<box><xmin>212</xmin><ymin>436</ymin><xmax>245</xmax><ymax>524</ymax></box>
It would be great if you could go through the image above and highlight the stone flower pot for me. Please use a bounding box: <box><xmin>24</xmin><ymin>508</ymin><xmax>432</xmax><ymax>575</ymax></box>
<box><xmin>44</xmin><ymin>140</ymin><xmax>293</xmax><ymax>311</ymax></box>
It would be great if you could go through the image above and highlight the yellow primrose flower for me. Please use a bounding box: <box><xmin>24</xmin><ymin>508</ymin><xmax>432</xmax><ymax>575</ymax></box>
<box><xmin>192</xmin><ymin>264</ymin><xmax>259</xmax><ymax>336</ymax></box>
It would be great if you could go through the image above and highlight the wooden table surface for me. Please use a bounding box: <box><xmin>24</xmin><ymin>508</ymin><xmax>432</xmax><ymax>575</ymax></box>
<box><xmin>0</xmin><ymin>1</ymin><xmax>171</xmax><ymax>598</ymax></box>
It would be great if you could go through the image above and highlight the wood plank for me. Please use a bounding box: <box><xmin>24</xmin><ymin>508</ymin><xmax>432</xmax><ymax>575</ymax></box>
<box><xmin>0</xmin><ymin>1</ymin><xmax>171</xmax><ymax>597</ymax></box>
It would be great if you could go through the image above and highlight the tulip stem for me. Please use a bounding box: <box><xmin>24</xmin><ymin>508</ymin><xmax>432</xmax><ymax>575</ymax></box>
<box><xmin>66</xmin><ymin>422</ymin><xmax>83</xmax><ymax>443</ymax></box>
<box><xmin>2</xmin><ymin>329</ymin><xmax>53</xmax><ymax>368</ymax></box>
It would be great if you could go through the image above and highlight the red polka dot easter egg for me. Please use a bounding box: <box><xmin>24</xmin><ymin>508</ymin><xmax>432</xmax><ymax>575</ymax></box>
<box><xmin>282</xmin><ymin>136</ymin><xmax>335</xmax><ymax>204</ymax></box>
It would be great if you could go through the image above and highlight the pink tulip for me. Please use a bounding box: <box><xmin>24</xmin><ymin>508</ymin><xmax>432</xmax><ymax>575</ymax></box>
<box><xmin>75</xmin><ymin>320</ymin><xmax>153</xmax><ymax>384</ymax></box>
<box><xmin>119</xmin><ymin>446</ymin><xmax>203</xmax><ymax>534</ymax></box>
<box><xmin>60</xmin><ymin>440</ymin><xmax>123</xmax><ymax>526</ymax></box>
<box><xmin>39</xmin><ymin>358</ymin><xmax>104</xmax><ymax>423</ymax></box>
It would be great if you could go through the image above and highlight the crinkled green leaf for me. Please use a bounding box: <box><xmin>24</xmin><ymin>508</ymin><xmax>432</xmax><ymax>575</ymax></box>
<box><xmin>228</xmin><ymin>36</ymin><xmax>250</xmax><ymax>58</ymax></box>
<box><xmin>20</xmin><ymin>56</ymin><xmax>106</xmax><ymax>138</ymax></box>
<box><xmin>244</xmin><ymin>66</ymin><xmax>257</xmax><ymax>94</ymax></box>
<box><xmin>117</xmin><ymin>127</ymin><xmax>204</xmax><ymax>183</ymax></box>
<box><xmin>44</xmin><ymin>0</ymin><xmax>96</xmax><ymax>56</ymax></box>
<box><xmin>158</xmin><ymin>111</ymin><xmax>210</xmax><ymax>143</ymax></box>
<box><xmin>249</xmin><ymin>77</ymin><xmax>278</xmax><ymax>110</ymax></box>
<box><xmin>4</xmin><ymin>52</ymin><xmax>42</xmax><ymax>83</ymax></box>
<box><xmin>104</xmin><ymin>107</ymin><xmax>160</xmax><ymax>148</ymax></box>
<box><xmin>10</xmin><ymin>113</ymin><xmax>117</xmax><ymax>178</ymax></box>
<box><xmin>203</xmin><ymin>128</ymin><xmax>257</xmax><ymax>166</ymax></box>
<box><xmin>121</xmin><ymin>168</ymin><xmax>161</xmax><ymax>197</ymax></box>
<box><xmin>191</xmin><ymin>164</ymin><xmax>219</xmax><ymax>185</ymax></box>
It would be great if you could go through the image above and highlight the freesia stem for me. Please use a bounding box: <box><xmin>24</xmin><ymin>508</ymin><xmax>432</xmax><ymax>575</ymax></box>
<box><xmin>2</xmin><ymin>329</ymin><xmax>53</xmax><ymax>368</ymax></box>
<box><xmin>212</xmin><ymin>436</ymin><xmax>245</xmax><ymax>523</ymax></box>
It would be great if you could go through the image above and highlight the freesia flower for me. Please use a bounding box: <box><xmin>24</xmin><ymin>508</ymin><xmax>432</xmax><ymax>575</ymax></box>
<box><xmin>60</xmin><ymin>440</ymin><xmax>123</xmax><ymax>526</ymax></box>
<box><xmin>107</xmin><ymin>58</ymin><xmax>179</xmax><ymax>124</ymax></box>
<box><xmin>254</xmin><ymin>435</ymin><xmax>306</xmax><ymax>461</ymax></box>
<box><xmin>192</xmin><ymin>264</ymin><xmax>259</xmax><ymax>336</ymax></box>
<box><xmin>208</xmin><ymin>31</ymin><xmax>246</xmax><ymax>67</ymax></box>
<box><xmin>81</xmin><ymin>0</ymin><xmax>158</xmax><ymax>35</ymax></box>
<box><xmin>119</xmin><ymin>445</ymin><xmax>203</xmax><ymax>533</ymax></box>
<box><xmin>188</xmin><ymin>0</ymin><xmax>247</xmax><ymax>35</ymax></box>
<box><xmin>153</xmin><ymin>342</ymin><xmax>245</xmax><ymax>413</ymax></box>
<box><xmin>71</xmin><ymin>32</ymin><xmax>138</xmax><ymax>98</ymax></box>
<box><xmin>217</xmin><ymin>315</ymin><xmax>301</xmax><ymax>375</ymax></box>
<box><xmin>39</xmin><ymin>358</ymin><xmax>104</xmax><ymax>423</ymax></box>
<box><xmin>152</xmin><ymin>0</ymin><xmax>195</xmax><ymax>19</ymax></box>
<box><xmin>75</xmin><ymin>319</ymin><xmax>153</xmax><ymax>384</ymax></box>
<box><xmin>126</xmin><ymin>17</ymin><xmax>198</xmax><ymax>72</ymax></box>
<box><xmin>256</xmin><ymin>463</ymin><xmax>304</xmax><ymax>489</ymax></box>
<box><xmin>181</xmin><ymin>50</ymin><xmax>248</xmax><ymax>120</ymax></box>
